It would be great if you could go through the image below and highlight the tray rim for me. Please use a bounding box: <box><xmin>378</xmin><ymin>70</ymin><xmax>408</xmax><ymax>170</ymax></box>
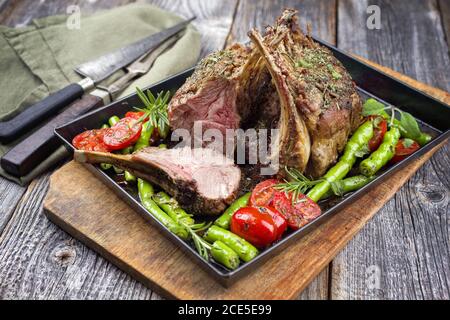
<box><xmin>54</xmin><ymin>44</ymin><xmax>450</xmax><ymax>287</ymax></box>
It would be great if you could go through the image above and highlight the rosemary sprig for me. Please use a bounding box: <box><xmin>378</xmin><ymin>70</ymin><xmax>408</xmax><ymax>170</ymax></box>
<box><xmin>154</xmin><ymin>193</ymin><xmax>212</xmax><ymax>260</ymax></box>
<box><xmin>134</xmin><ymin>87</ymin><xmax>171</xmax><ymax>138</ymax></box>
<box><xmin>179</xmin><ymin>220</ymin><xmax>212</xmax><ymax>261</ymax></box>
<box><xmin>274</xmin><ymin>167</ymin><xmax>324</xmax><ymax>204</ymax></box>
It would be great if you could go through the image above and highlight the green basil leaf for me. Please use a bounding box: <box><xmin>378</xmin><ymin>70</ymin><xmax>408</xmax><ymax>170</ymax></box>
<box><xmin>362</xmin><ymin>99</ymin><xmax>386</xmax><ymax>117</ymax></box>
<box><xmin>399</xmin><ymin>111</ymin><xmax>421</xmax><ymax>140</ymax></box>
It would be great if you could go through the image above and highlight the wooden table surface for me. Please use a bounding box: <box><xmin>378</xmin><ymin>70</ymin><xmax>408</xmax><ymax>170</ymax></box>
<box><xmin>0</xmin><ymin>0</ymin><xmax>449</xmax><ymax>300</ymax></box>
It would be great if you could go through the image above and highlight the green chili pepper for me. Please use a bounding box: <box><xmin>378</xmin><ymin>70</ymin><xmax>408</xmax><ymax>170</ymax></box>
<box><xmin>134</xmin><ymin>121</ymin><xmax>154</xmax><ymax>152</ymax></box>
<box><xmin>100</xmin><ymin>163</ymin><xmax>112</xmax><ymax>171</ymax></box>
<box><xmin>379</xmin><ymin>110</ymin><xmax>431</xmax><ymax>146</ymax></box>
<box><xmin>363</xmin><ymin>99</ymin><xmax>431</xmax><ymax>146</ymax></box>
<box><xmin>204</xmin><ymin>225</ymin><xmax>259</xmax><ymax>262</ymax></box>
<box><xmin>307</xmin><ymin>121</ymin><xmax>374</xmax><ymax>202</ymax></box>
<box><xmin>121</xmin><ymin>146</ymin><xmax>134</xmax><ymax>155</ymax></box>
<box><xmin>210</xmin><ymin>241</ymin><xmax>240</xmax><ymax>270</ymax></box>
<box><xmin>124</xmin><ymin>171</ymin><xmax>136</xmax><ymax>183</ymax></box>
<box><xmin>108</xmin><ymin>115</ymin><xmax>120</xmax><ymax>127</ymax></box>
<box><xmin>137</xmin><ymin>178</ymin><xmax>189</xmax><ymax>240</ymax></box>
<box><xmin>360</xmin><ymin>127</ymin><xmax>401</xmax><ymax>177</ymax></box>
<box><xmin>152</xmin><ymin>192</ymin><xmax>195</xmax><ymax>225</ymax></box>
<box><xmin>323</xmin><ymin>175</ymin><xmax>375</xmax><ymax>198</ymax></box>
<box><xmin>214</xmin><ymin>193</ymin><xmax>251</xmax><ymax>230</ymax></box>
<box><xmin>113</xmin><ymin>166</ymin><xmax>124</xmax><ymax>174</ymax></box>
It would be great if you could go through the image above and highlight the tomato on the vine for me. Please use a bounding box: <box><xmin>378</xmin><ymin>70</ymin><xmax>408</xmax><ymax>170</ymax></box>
<box><xmin>391</xmin><ymin>138</ymin><xmax>420</xmax><ymax>163</ymax></box>
<box><xmin>368</xmin><ymin>116</ymin><xmax>388</xmax><ymax>152</ymax></box>
<box><xmin>250</xmin><ymin>179</ymin><xmax>322</xmax><ymax>231</ymax></box>
<box><xmin>72</xmin><ymin>129</ymin><xmax>111</xmax><ymax>152</ymax></box>
<box><xmin>231</xmin><ymin>206</ymin><xmax>285</xmax><ymax>248</ymax></box>
<box><xmin>249</xmin><ymin>179</ymin><xmax>280</xmax><ymax>207</ymax></box>
<box><xmin>103</xmin><ymin>117</ymin><xmax>142</xmax><ymax>150</ymax></box>
<box><xmin>125</xmin><ymin>111</ymin><xmax>147</xmax><ymax>120</ymax></box>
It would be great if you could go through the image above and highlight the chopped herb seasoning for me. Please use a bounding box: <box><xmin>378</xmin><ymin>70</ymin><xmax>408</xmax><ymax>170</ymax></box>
<box><xmin>295</xmin><ymin>59</ymin><xmax>312</xmax><ymax>68</ymax></box>
<box><xmin>327</xmin><ymin>64</ymin><xmax>342</xmax><ymax>80</ymax></box>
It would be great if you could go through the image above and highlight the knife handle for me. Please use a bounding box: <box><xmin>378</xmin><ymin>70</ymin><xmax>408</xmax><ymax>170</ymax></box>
<box><xmin>0</xmin><ymin>83</ymin><xmax>87</xmax><ymax>144</ymax></box>
<box><xmin>1</xmin><ymin>94</ymin><xmax>103</xmax><ymax>177</ymax></box>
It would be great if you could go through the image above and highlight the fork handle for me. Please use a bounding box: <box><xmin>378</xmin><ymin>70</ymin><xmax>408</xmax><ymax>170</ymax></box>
<box><xmin>107</xmin><ymin>71</ymin><xmax>138</xmax><ymax>98</ymax></box>
<box><xmin>106</xmin><ymin>35</ymin><xmax>180</xmax><ymax>98</ymax></box>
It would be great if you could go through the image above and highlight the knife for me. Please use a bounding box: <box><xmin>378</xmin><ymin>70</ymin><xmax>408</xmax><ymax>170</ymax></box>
<box><xmin>104</xmin><ymin>34</ymin><xmax>180</xmax><ymax>98</ymax></box>
<box><xmin>0</xmin><ymin>17</ymin><xmax>195</xmax><ymax>144</ymax></box>
<box><xmin>1</xmin><ymin>33</ymin><xmax>181</xmax><ymax>177</ymax></box>
<box><xmin>0</xmin><ymin>18</ymin><xmax>195</xmax><ymax>177</ymax></box>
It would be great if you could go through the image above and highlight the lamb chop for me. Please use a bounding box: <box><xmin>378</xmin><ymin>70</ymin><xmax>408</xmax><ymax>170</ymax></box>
<box><xmin>74</xmin><ymin>147</ymin><xmax>241</xmax><ymax>215</ymax></box>
<box><xmin>169</xmin><ymin>9</ymin><xmax>362</xmax><ymax>179</ymax></box>
<box><xmin>249</xmin><ymin>9</ymin><xmax>363</xmax><ymax>177</ymax></box>
<box><xmin>168</xmin><ymin>43</ymin><xmax>256</xmax><ymax>143</ymax></box>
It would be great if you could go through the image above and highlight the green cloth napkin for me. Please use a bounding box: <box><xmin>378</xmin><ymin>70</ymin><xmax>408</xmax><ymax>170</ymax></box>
<box><xmin>0</xmin><ymin>3</ymin><xmax>200</xmax><ymax>185</ymax></box>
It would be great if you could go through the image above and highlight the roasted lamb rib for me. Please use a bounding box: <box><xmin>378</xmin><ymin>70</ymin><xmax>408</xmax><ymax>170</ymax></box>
<box><xmin>75</xmin><ymin>147</ymin><xmax>241</xmax><ymax>215</ymax></box>
<box><xmin>249</xmin><ymin>9</ymin><xmax>362</xmax><ymax>177</ymax></box>
<box><xmin>74</xmin><ymin>9</ymin><xmax>363</xmax><ymax>216</ymax></box>
<box><xmin>168</xmin><ymin>9</ymin><xmax>363</xmax><ymax>178</ymax></box>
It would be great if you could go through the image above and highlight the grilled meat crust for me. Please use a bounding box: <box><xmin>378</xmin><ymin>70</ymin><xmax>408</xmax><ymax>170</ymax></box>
<box><xmin>249</xmin><ymin>9</ymin><xmax>363</xmax><ymax>178</ymax></box>
<box><xmin>74</xmin><ymin>147</ymin><xmax>241</xmax><ymax>215</ymax></box>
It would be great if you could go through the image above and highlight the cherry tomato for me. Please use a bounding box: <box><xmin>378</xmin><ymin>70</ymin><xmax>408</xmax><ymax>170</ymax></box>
<box><xmin>265</xmin><ymin>207</ymin><xmax>287</xmax><ymax>240</ymax></box>
<box><xmin>368</xmin><ymin>116</ymin><xmax>388</xmax><ymax>152</ymax></box>
<box><xmin>103</xmin><ymin>117</ymin><xmax>142</xmax><ymax>150</ymax></box>
<box><xmin>272</xmin><ymin>192</ymin><xmax>321</xmax><ymax>230</ymax></box>
<box><xmin>125</xmin><ymin>111</ymin><xmax>147</xmax><ymax>120</ymax></box>
<box><xmin>72</xmin><ymin>129</ymin><xmax>111</xmax><ymax>152</ymax></box>
<box><xmin>391</xmin><ymin>138</ymin><xmax>420</xmax><ymax>164</ymax></box>
<box><xmin>230</xmin><ymin>206</ymin><xmax>279</xmax><ymax>248</ymax></box>
<box><xmin>249</xmin><ymin>179</ymin><xmax>281</xmax><ymax>206</ymax></box>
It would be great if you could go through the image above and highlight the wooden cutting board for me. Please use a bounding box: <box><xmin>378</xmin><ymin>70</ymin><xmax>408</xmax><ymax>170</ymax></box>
<box><xmin>43</xmin><ymin>59</ymin><xmax>449</xmax><ymax>300</ymax></box>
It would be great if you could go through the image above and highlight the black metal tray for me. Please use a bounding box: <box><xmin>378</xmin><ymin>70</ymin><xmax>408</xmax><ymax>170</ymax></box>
<box><xmin>55</xmin><ymin>39</ymin><xmax>450</xmax><ymax>287</ymax></box>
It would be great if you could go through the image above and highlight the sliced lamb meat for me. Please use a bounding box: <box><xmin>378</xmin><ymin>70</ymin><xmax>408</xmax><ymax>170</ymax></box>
<box><xmin>249</xmin><ymin>9</ymin><xmax>363</xmax><ymax>178</ymax></box>
<box><xmin>167</xmin><ymin>9</ymin><xmax>362</xmax><ymax>180</ymax></box>
<box><xmin>168</xmin><ymin>43</ymin><xmax>254</xmax><ymax>140</ymax></box>
<box><xmin>74</xmin><ymin>147</ymin><xmax>241</xmax><ymax>215</ymax></box>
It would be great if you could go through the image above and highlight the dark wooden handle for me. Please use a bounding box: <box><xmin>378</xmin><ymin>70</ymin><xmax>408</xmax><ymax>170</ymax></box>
<box><xmin>0</xmin><ymin>83</ymin><xmax>84</xmax><ymax>144</ymax></box>
<box><xmin>1</xmin><ymin>94</ymin><xmax>103</xmax><ymax>177</ymax></box>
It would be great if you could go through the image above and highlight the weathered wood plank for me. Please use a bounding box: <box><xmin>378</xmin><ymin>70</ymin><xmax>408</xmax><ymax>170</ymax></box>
<box><xmin>227</xmin><ymin>0</ymin><xmax>336</xmax><ymax>46</ymax></box>
<box><xmin>0</xmin><ymin>0</ymin><xmax>135</xmax><ymax>26</ymax></box>
<box><xmin>0</xmin><ymin>178</ymin><xmax>26</xmax><ymax>234</ymax></box>
<box><xmin>228</xmin><ymin>0</ymin><xmax>337</xmax><ymax>300</ymax></box>
<box><xmin>438</xmin><ymin>0</ymin><xmax>450</xmax><ymax>47</ymax></box>
<box><xmin>0</xmin><ymin>173</ymin><xmax>157</xmax><ymax>299</ymax></box>
<box><xmin>298</xmin><ymin>268</ymin><xmax>329</xmax><ymax>300</ymax></box>
<box><xmin>0</xmin><ymin>0</ymin><xmax>238</xmax><ymax>300</ymax></box>
<box><xmin>149</xmin><ymin>0</ymin><xmax>238</xmax><ymax>57</ymax></box>
<box><xmin>333</xmin><ymin>0</ymin><xmax>450</xmax><ymax>300</ymax></box>
<box><xmin>338</xmin><ymin>0</ymin><xmax>450</xmax><ymax>92</ymax></box>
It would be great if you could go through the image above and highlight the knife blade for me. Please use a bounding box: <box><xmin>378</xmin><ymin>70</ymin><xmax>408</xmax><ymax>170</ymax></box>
<box><xmin>0</xmin><ymin>17</ymin><xmax>195</xmax><ymax>144</ymax></box>
<box><xmin>75</xmin><ymin>17</ymin><xmax>195</xmax><ymax>83</ymax></box>
<box><xmin>104</xmin><ymin>34</ymin><xmax>180</xmax><ymax>99</ymax></box>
